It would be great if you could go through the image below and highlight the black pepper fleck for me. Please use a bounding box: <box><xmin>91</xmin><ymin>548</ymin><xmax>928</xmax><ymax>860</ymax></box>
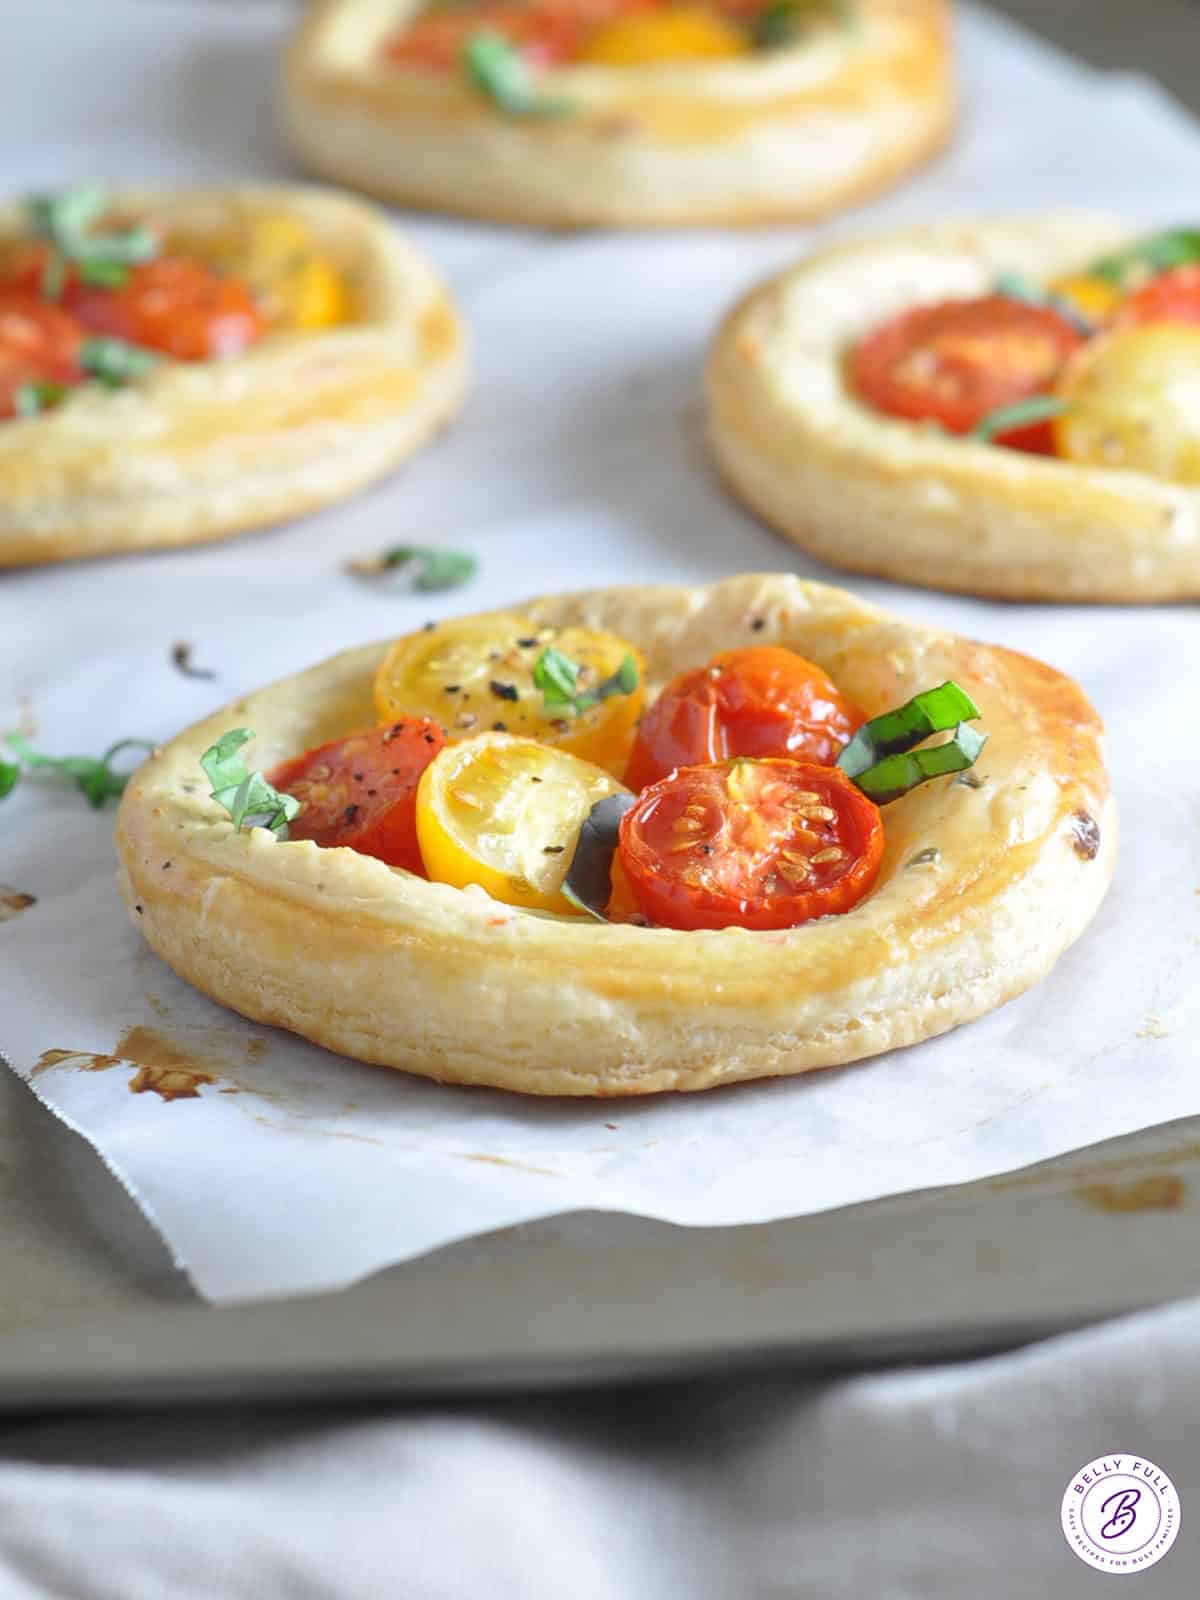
<box><xmin>543</xmin><ymin>845</ymin><xmax>565</xmax><ymax>855</ymax></box>
<box><xmin>344</xmin><ymin>804</ymin><xmax>360</xmax><ymax>825</ymax></box>
<box><xmin>489</xmin><ymin>680</ymin><xmax>519</xmax><ymax>702</ymax></box>
<box><xmin>493</xmin><ymin>721</ymin><xmax>507</xmax><ymax>731</ymax></box>
<box><xmin>517</xmin><ymin>637</ymin><xmax>538</xmax><ymax>648</ymax></box>
<box><xmin>749</xmin><ymin>617</ymin><xmax>766</xmax><ymax>633</ymax></box>
<box><xmin>444</xmin><ymin>684</ymin><xmax>461</xmax><ymax>695</ymax></box>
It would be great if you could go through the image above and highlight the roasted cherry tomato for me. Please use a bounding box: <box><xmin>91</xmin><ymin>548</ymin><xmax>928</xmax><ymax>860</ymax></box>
<box><xmin>1053</xmin><ymin>325</ymin><xmax>1200</xmax><ymax>486</ymax></box>
<box><xmin>267</xmin><ymin>720</ymin><xmax>446</xmax><ymax>873</ymax></box>
<box><xmin>169</xmin><ymin>215</ymin><xmax>349</xmax><ymax>332</ymax></box>
<box><xmin>387</xmin><ymin>3</ymin><xmax>583</xmax><ymax>68</ymax></box>
<box><xmin>618</xmin><ymin>758</ymin><xmax>883</xmax><ymax>931</ymax></box>
<box><xmin>625</xmin><ymin>646</ymin><xmax>863</xmax><ymax>792</ymax></box>
<box><xmin>67</xmin><ymin>257</ymin><xmax>266</xmax><ymax>361</ymax></box>
<box><xmin>416</xmin><ymin>732</ymin><xmax>628</xmax><ymax>913</ymax></box>
<box><xmin>1117</xmin><ymin>264</ymin><xmax>1200</xmax><ymax>328</ymax></box>
<box><xmin>1045</xmin><ymin>272</ymin><xmax>1123</xmax><ymax>328</ymax></box>
<box><xmin>849</xmin><ymin>294</ymin><xmax>1085</xmax><ymax>454</ymax></box>
<box><xmin>0</xmin><ymin>293</ymin><xmax>84</xmax><ymax>418</ymax></box>
<box><xmin>578</xmin><ymin>7</ymin><xmax>748</xmax><ymax>63</ymax></box>
<box><xmin>375</xmin><ymin>614</ymin><xmax>644</xmax><ymax>778</ymax></box>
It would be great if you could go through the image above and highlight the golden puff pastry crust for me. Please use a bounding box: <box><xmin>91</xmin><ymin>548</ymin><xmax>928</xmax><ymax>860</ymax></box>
<box><xmin>0</xmin><ymin>184</ymin><xmax>466</xmax><ymax>567</ymax></box>
<box><xmin>707</xmin><ymin>214</ymin><xmax>1200</xmax><ymax>601</ymax></box>
<box><xmin>279</xmin><ymin>0</ymin><xmax>953</xmax><ymax>228</ymax></box>
<box><xmin>116</xmin><ymin>573</ymin><xmax>1116</xmax><ymax>1097</ymax></box>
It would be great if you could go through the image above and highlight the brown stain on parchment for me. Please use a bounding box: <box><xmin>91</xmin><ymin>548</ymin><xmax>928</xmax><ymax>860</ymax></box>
<box><xmin>115</xmin><ymin>1026</ymin><xmax>214</xmax><ymax>1102</ymax></box>
<box><xmin>461</xmin><ymin>1153</ymin><xmax>561</xmax><ymax>1179</ymax></box>
<box><xmin>33</xmin><ymin>1048</ymin><xmax>121</xmax><ymax>1076</ymax></box>
<box><xmin>32</xmin><ymin>1024</ymin><xmax>277</xmax><ymax>1103</ymax></box>
<box><xmin>0</xmin><ymin>886</ymin><xmax>37</xmax><ymax>923</ymax></box>
<box><xmin>1078</xmin><ymin>1175</ymin><xmax>1186</xmax><ymax>1214</ymax></box>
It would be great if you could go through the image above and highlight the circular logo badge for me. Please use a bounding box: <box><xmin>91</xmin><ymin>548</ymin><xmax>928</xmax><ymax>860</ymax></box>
<box><xmin>1061</xmin><ymin>1454</ymin><xmax>1181</xmax><ymax>1573</ymax></box>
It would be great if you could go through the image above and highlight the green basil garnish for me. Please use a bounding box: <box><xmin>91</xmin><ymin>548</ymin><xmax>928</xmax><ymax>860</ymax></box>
<box><xmin>562</xmin><ymin>793</ymin><xmax>636</xmax><ymax>922</ymax></box>
<box><xmin>753</xmin><ymin>0</ymin><xmax>854</xmax><ymax>49</ymax></box>
<box><xmin>849</xmin><ymin>725</ymin><xmax>988</xmax><ymax>805</ymax></box>
<box><xmin>345</xmin><ymin>544</ymin><xmax>477</xmax><ymax>592</ymax></box>
<box><xmin>464</xmin><ymin>32</ymin><xmax>571</xmax><ymax>117</ymax></box>
<box><xmin>533</xmin><ymin>648</ymin><xmax>639</xmax><ymax>718</ymax></box>
<box><xmin>200</xmin><ymin>729</ymin><xmax>299</xmax><ymax>838</ymax></box>
<box><xmin>27</xmin><ymin>184</ymin><xmax>156</xmax><ymax>298</ymax></box>
<box><xmin>0</xmin><ymin>760</ymin><xmax>20</xmax><ymax>801</ymax></box>
<box><xmin>14</xmin><ymin>380</ymin><xmax>69</xmax><ymax>417</ymax></box>
<box><xmin>3</xmin><ymin>733</ymin><xmax>155</xmax><ymax>809</ymax></box>
<box><xmin>80</xmin><ymin>336</ymin><xmax>159</xmax><ymax>388</ymax></box>
<box><xmin>837</xmin><ymin>681</ymin><xmax>980</xmax><ymax>779</ymax></box>
<box><xmin>1090</xmin><ymin>227</ymin><xmax>1200</xmax><ymax>288</ymax></box>
<box><xmin>968</xmin><ymin>394</ymin><xmax>1067</xmax><ymax>444</ymax></box>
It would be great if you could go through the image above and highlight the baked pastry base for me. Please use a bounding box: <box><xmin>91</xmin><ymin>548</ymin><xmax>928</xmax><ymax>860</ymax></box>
<box><xmin>116</xmin><ymin>574</ymin><xmax>1116</xmax><ymax>1096</ymax></box>
<box><xmin>707</xmin><ymin>215</ymin><xmax>1200</xmax><ymax>601</ymax></box>
<box><xmin>279</xmin><ymin>0</ymin><xmax>952</xmax><ymax>228</ymax></box>
<box><xmin>0</xmin><ymin>184</ymin><xmax>466</xmax><ymax>566</ymax></box>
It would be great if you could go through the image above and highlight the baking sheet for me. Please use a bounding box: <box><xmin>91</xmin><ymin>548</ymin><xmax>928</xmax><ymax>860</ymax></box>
<box><xmin>4</xmin><ymin>0</ymin><xmax>1200</xmax><ymax>1310</ymax></box>
<box><xmin>3</xmin><ymin>1065</ymin><xmax>1200</xmax><ymax>1412</ymax></box>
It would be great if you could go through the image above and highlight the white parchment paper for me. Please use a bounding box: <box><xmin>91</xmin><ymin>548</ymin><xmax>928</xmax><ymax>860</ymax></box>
<box><xmin>3</xmin><ymin>1</ymin><xmax>1200</xmax><ymax>1303</ymax></box>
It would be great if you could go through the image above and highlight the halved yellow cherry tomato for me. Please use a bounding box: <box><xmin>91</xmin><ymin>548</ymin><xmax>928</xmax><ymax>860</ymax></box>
<box><xmin>374</xmin><ymin>614</ymin><xmax>645</xmax><ymax>778</ymax></box>
<box><xmin>1053</xmin><ymin>325</ymin><xmax>1200</xmax><ymax>485</ymax></box>
<box><xmin>416</xmin><ymin>733</ymin><xmax>629</xmax><ymax>914</ymax></box>
<box><xmin>173</xmin><ymin>214</ymin><xmax>349</xmax><ymax>332</ymax></box>
<box><xmin>578</xmin><ymin>8</ymin><xmax>750</xmax><ymax>65</ymax></box>
<box><xmin>1045</xmin><ymin>272</ymin><xmax>1123</xmax><ymax>328</ymax></box>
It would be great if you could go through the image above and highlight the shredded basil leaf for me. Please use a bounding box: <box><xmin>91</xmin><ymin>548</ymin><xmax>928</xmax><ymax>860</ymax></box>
<box><xmin>200</xmin><ymin>728</ymin><xmax>299</xmax><ymax>838</ymax></box>
<box><xmin>14</xmin><ymin>380</ymin><xmax>69</xmax><ymax>417</ymax></box>
<box><xmin>347</xmin><ymin>545</ymin><xmax>477</xmax><ymax>592</ymax></box>
<box><xmin>1090</xmin><ymin>228</ymin><xmax>1200</xmax><ymax>287</ymax></box>
<box><xmin>837</xmin><ymin>681</ymin><xmax>980</xmax><ymax>779</ymax></box>
<box><xmin>851</xmin><ymin>725</ymin><xmax>988</xmax><ymax>805</ymax></box>
<box><xmin>562</xmin><ymin>793</ymin><xmax>637</xmax><ymax>922</ymax></box>
<box><xmin>533</xmin><ymin>648</ymin><xmax>639</xmax><ymax>718</ymax></box>
<box><xmin>26</xmin><ymin>184</ymin><xmax>156</xmax><ymax>299</ymax></box>
<box><xmin>464</xmin><ymin>32</ymin><xmax>571</xmax><ymax>117</ymax></box>
<box><xmin>0</xmin><ymin>760</ymin><xmax>20</xmax><ymax>801</ymax></box>
<box><xmin>968</xmin><ymin>394</ymin><xmax>1067</xmax><ymax>444</ymax></box>
<box><xmin>3</xmin><ymin>733</ymin><xmax>155</xmax><ymax>809</ymax></box>
<box><xmin>80</xmin><ymin>336</ymin><xmax>159</xmax><ymax>388</ymax></box>
<box><xmin>532</xmin><ymin>646</ymin><xmax>580</xmax><ymax>707</ymax></box>
<box><xmin>753</xmin><ymin>0</ymin><xmax>854</xmax><ymax>48</ymax></box>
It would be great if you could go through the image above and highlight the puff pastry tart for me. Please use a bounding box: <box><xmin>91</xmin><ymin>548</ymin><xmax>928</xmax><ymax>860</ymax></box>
<box><xmin>116</xmin><ymin>573</ymin><xmax>1115</xmax><ymax>1097</ymax></box>
<box><xmin>0</xmin><ymin>183</ymin><xmax>465</xmax><ymax>566</ymax></box>
<box><xmin>279</xmin><ymin>0</ymin><xmax>952</xmax><ymax>228</ymax></box>
<box><xmin>708</xmin><ymin>215</ymin><xmax>1200</xmax><ymax>601</ymax></box>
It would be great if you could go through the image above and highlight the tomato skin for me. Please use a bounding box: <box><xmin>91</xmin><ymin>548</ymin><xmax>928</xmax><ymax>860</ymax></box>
<box><xmin>625</xmin><ymin>646</ymin><xmax>863</xmax><ymax>792</ymax></box>
<box><xmin>618</xmin><ymin>759</ymin><xmax>884</xmax><ymax>932</ymax></box>
<box><xmin>849</xmin><ymin>295</ymin><xmax>1085</xmax><ymax>454</ymax></box>
<box><xmin>0</xmin><ymin>293</ymin><xmax>84</xmax><ymax>418</ymax></box>
<box><xmin>68</xmin><ymin>257</ymin><xmax>266</xmax><ymax>361</ymax></box>
<box><xmin>1117</xmin><ymin>265</ymin><xmax>1200</xmax><ymax>329</ymax></box>
<box><xmin>267</xmin><ymin>720</ymin><xmax>446</xmax><ymax>873</ymax></box>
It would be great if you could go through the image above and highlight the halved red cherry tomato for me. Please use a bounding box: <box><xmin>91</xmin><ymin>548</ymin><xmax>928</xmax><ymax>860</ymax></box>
<box><xmin>68</xmin><ymin>257</ymin><xmax>266</xmax><ymax>361</ymax></box>
<box><xmin>267</xmin><ymin>720</ymin><xmax>446</xmax><ymax>873</ymax></box>
<box><xmin>1117</xmin><ymin>265</ymin><xmax>1200</xmax><ymax>329</ymax></box>
<box><xmin>0</xmin><ymin>293</ymin><xmax>84</xmax><ymax>418</ymax></box>
<box><xmin>849</xmin><ymin>295</ymin><xmax>1085</xmax><ymax>454</ymax></box>
<box><xmin>624</xmin><ymin>646</ymin><xmax>863</xmax><ymax>793</ymax></box>
<box><xmin>618</xmin><ymin>758</ymin><xmax>884</xmax><ymax>931</ymax></box>
<box><xmin>387</xmin><ymin>2</ymin><xmax>582</xmax><ymax>68</ymax></box>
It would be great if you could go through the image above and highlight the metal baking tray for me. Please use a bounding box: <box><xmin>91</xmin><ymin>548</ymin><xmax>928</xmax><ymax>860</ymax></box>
<box><xmin>3</xmin><ymin>1066</ymin><xmax>1199</xmax><ymax>1412</ymax></box>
